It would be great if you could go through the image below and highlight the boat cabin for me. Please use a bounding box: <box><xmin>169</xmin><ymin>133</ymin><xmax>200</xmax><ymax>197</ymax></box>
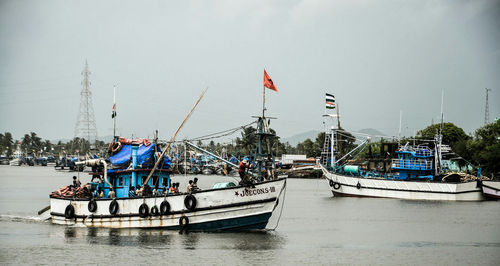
<box><xmin>90</xmin><ymin>142</ymin><xmax>172</xmax><ymax>199</ymax></box>
<box><xmin>391</xmin><ymin>145</ymin><xmax>434</xmax><ymax>180</ymax></box>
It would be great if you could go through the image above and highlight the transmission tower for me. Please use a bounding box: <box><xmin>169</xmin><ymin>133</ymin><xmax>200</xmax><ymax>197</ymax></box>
<box><xmin>484</xmin><ymin>88</ymin><xmax>491</xmax><ymax>125</ymax></box>
<box><xmin>74</xmin><ymin>60</ymin><xmax>98</xmax><ymax>148</ymax></box>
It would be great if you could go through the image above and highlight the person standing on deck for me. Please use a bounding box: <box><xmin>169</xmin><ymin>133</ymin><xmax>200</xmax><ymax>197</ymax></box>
<box><xmin>265</xmin><ymin>155</ymin><xmax>274</xmax><ymax>180</ymax></box>
<box><xmin>238</xmin><ymin>160</ymin><xmax>251</xmax><ymax>185</ymax></box>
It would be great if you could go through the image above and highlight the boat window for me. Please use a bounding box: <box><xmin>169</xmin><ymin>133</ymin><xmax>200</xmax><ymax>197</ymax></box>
<box><xmin>118</xmin><ymin>177</ymin><xmax>124</xmax><ymax>186</ymax></box>
<box><xmin>152</xmin><ymin>176</ymin><xmax>159</xmax><ymax>187</ymax></box>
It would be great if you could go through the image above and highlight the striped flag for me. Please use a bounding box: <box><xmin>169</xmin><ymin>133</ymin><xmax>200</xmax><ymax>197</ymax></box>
<box><xmin>326</xmin><ymin>93</ymin><xmax>335</xmax><ymax>109</ymax></box>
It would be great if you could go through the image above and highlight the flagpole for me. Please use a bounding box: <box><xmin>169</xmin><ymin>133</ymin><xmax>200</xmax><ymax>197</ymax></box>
<box><xmin>263</xmin><ymin>85</ymin><xmax>266</xmax><ymax>117</ymax></box>
<box><xmin>262</xmin><ymin>68</ymin><xmax>266</xmax><ymax>118</ymax></box>
<box><xmin>113</xmin><ymin>85</ymin><xmax>117</xmax><ymax>137</ymax></box>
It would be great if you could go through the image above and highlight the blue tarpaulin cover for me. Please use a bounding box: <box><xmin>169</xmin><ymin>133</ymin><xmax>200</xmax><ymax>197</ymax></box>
<box><xmin>109</xmin><ymin>143</ymin><xmax>171</xmax><ymax>169</ymax></box>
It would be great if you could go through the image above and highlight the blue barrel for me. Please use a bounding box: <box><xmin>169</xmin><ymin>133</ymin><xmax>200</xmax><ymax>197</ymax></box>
<box><xmin>344</xmin><ymin>165</ymin><xmax>360</xmax><ymax>174</ymax></box>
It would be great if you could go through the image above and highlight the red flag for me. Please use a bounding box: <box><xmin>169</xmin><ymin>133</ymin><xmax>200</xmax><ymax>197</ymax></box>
<box><xmin>263</xmin><ymin>70</ymin><xmax>278</xmax><ymax>92</ymax></box>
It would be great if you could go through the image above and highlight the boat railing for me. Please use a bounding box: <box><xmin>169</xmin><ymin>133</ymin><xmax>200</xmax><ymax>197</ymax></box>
<box><xmin>391</xmin><ymin>158</ymin><xmax>433</xmax><ymax>170</ymax></box>
<box><xmin>398</xmin><ymin>145</ymin><xmax>432</xmax><ymax>154</ymax></box>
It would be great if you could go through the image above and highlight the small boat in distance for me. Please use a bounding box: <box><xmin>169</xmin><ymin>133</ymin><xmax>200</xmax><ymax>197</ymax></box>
<box><xmin>9</xmin><ymin>147</ymin><xmax>23</xmax><ymax>166</ymax></box>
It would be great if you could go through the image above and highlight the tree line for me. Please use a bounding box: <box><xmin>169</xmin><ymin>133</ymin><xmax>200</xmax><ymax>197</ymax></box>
<box><xmin>0</xmin><ymin>132</ymin><xmax>106</xmax><ymax>157</ymax></box>
<box><xmin>1</xmin><ymin>120</ymin><xmax>498</xmax><ymax>177</ymax></box>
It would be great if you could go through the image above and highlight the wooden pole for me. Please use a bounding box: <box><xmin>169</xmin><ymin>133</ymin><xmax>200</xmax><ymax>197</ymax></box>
<box><xmin>142</xmin><ymin>88</ymin><xmax>208</xmax><ymax>186</ymax></box>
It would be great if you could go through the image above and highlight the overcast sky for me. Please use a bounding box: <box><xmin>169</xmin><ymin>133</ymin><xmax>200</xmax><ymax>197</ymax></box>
<box><xmin>1</xmin><ymin>0</ymin><xmax>499</xmax><ymax>143</ymax></box>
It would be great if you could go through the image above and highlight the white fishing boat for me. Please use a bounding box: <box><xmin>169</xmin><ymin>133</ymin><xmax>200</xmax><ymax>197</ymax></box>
<box><xmin>42</xmin><ymin>87</ymin><xmax>287</xmax><ymax>230</ymax></box>
<box><xmin>320</xmin><ymin>93</ymin><xmax>496</xmax><ymax>201</ymax></box>
<box><xmin>481</xmin><ymin>181</ymin><xmax>500</xmax><ymax>200</ymax></box>
<box><xmin>49</xmin><ymin>160</ymin><xmax>286</xmax><ymax>230</ymax></box>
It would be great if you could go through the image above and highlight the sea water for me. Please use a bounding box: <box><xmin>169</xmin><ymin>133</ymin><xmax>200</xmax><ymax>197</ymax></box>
<box><xmin>0</xmin><ymin>165</ymin><xmax>499</xmax><ymax>265</ymax></box>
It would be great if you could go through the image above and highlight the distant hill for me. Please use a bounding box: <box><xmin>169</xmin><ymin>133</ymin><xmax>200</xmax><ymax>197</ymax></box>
<box><xmin>281</xmin><ymin>130</ymin><xmax>321</xmax><ymax>146</ymax></box>
<box><xmin>357</xmin><ymin>128</ymin><xmax>394</xmax><ymax>142</ymax></box>
<box><xmin>357</xmin><ymin>128</ymin><xmax>387</xmax><ymax>137</ymax></box>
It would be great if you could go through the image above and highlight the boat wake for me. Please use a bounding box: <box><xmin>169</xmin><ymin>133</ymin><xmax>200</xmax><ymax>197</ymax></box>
<box><xmin>0</xmin><ymin>214</ymin><xmax>48</xmax><ymax>223</ymax></box>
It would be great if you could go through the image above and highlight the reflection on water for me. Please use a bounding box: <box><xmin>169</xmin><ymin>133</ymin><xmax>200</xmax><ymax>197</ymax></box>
<box><xmin>181</xmin><ymin>232</ymin><xmax>199</xmax><ymax>250</ymax></box>
<box><xmin>57</xmin><ymin>226</ymin><xmax>285</xmax><ymax>251</ymax></box>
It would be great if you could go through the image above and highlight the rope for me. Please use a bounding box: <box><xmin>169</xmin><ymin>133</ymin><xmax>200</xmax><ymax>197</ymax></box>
<box><xmin>156</xmin><ymin>121</ymin><xmax>256</xmax><ymax>144</ymax></box>
<box><xmin>270</xmin><ymin>180</ymin><xmax>287</xmax><ymax>231</ymax></box>
<box><xmin>190</xmin><ymin>121</ymin><xmax>257</xmax><ymax>141</ymax></box>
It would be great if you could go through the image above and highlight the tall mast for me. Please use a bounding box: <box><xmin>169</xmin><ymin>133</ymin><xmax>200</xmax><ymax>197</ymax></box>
<box><xmin>440</xmin><ymin>90</ymin><xmax>444</xmax><ymax>135</ymax></box>
<box><xmin>398</xmin><ymin>110</ymin><xmax>403</xmax><ymax>145</ymax></box>
<box><xmin>113</xmin><ymin>85</ymin><xmax>117</xmax><ymax>137</ymax></box>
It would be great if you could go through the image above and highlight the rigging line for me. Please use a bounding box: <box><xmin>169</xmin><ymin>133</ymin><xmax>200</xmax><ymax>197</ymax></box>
<box><xmin>189</xmin><ymin>129</ymin><xmax>243</xmax><ymax>142</ymax></box>
<box><xmin>190</xmin><ymin>121</ymin><xmax>257</xmax><ymax>141</ymax></box>
<box><xmin>337</xmin><ymin>129</ymin><xmax>398</xmax><ymax>140</ymax></box>
<box><xmin>270</xmin><ymin>180</ymin><xmax>287</xmax><ymax>231</ymax></box>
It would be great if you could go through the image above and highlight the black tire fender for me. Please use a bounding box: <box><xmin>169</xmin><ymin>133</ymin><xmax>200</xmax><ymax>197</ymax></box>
<box><xmin>179</xmin><ymin>216</ymin><xmax>189</xmax><ymax>228</ymax></box>
<box><xmin>109</xmin><ymin>199</ymin><xmax>119</xmax><ymax>215</ymax></box>
<box><xmin>88</xmin><ymin>199</ymin><xmax>97</xmax><ymax>212</ymax></box>
<box><xmin>139</xmin><ymin>203</ymin><xmax>149</xmax><ymax>218</ymax></box>
<box><xmin>64</xmin><ymin>204</ymin><xmax>75</xmax><ymax>219</ymax></box>
<box><xmin>356</xmin><ymin>182</ymin><xmax>361</xmax><ymax>189</ymax></box>
<box><xmin>151</xmin><ymin>205</ymin><xmax>160</xmax><ymax>216</ymax></box>
<box><xmin>160</xmin><ymin>201</ymin><xmax>170</xmax><ymax>215</ymax></box>
<box><xmin>333</xmin><ymin>182</ymin><xmax>341</xmax><ymax>190</ymax></box>
<box><xmin>184</xmin><ymin>194</ymin><xmax>197</xmax><ymax>211</ymax></box>
<box><xmin>329</xmin><ymin>179</ymin><xmax>334</xmax><ymax>187</ymax></box>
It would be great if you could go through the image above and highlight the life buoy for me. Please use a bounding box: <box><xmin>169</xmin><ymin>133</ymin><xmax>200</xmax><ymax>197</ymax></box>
<box><xmin>109</xmin><ymin>199</ymin><xmax>119</xmax><ymax>215</ymax></box>
<box><xmin>184</xmin><ymin>195</ymin><xmax>197</xmax><ymax>211</ymax></box>
<box><xmin>151</xmin><ymin>205</ymin><xmax>159</xmax><ymax>216</ymax></box>
<box><xmin>179</xmin><ymin>216</ymin><xmax>189</xmax><ymax>228</ymax></box>
<box><xmin>139</xmin><ymin>203</ymin><xmax>149</xmax><ymax>218</ymax></box>
<box><xmin>111</xmin><ymin>142</ymin><xmax>122</xmax><ymax>154</ymax></box>
<box><xmin>160</xmin><ymin>201</ymin><xmax>170</xmax><ymax>215</ymax></box>
<box><xmin>329</xmin><ymin>179</ymin><xmax>334</xmax><ymax>187</ymax></box>
<box><xmin>356</xmin><ymin>182</ymin><xmax>361</xmax><ymax>189</ymax></box>
<box><xmin>64</xmin><ymin>204</ymin><xmax>75</xmax><ymax>219</ymax></box>
<box><xmin>333</xmin><ymin>182</ymin><xmax>341</xmax><ymax>190</ymax></box>
<box><xmin>88</xmin><ymin>199</ymin><xmax>97</xmax><ymax>212</ymax></box>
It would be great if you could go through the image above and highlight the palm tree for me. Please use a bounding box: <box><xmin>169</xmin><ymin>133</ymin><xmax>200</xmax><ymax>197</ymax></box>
<box><xmin>30</xmin><ymin>132</ymin><xmax>42</xmax><ymax>153</ymax></box>
<box><xmin>21</xmin><ymin>134</ymin><xmax>32</xmax><ymax>152</ymax></box>
<box><xmin>3</xmin><ymin>132</ymin><xmax>14</xmax><ymax>157</ymax></box>
<box><xmin>237</xmin><ymin>127</ymin><xmax>257</xmax><ymax>155</ymax></box>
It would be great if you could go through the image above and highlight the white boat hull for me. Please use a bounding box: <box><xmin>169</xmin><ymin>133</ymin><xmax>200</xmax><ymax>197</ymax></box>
<box><xmin>9</xmin><ymin>158</ymin><xmax>21</xmax><ymax>166</ymax></box>
<box><xmin>482</xmin><ymin>181</ymin><xmax>500</xmax><ymax>200</ymax></box>
<box><xmin>50</xmin><ymin>178</ymin><xmax>286</xmax><ymax>230</ymax></box>
<box><xmin>321</xmin><ymin>165</ymin><xmax>483</xmax><ymax>201</ymax></box>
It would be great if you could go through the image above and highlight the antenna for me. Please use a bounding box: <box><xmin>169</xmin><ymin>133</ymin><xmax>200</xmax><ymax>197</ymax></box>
<box><xmin>485</xmin><ymin>88</ymin><xmax>491</xmax><ymax>125</ymax></box>
<box><xmin>74</xmin><ymin>60</ymin><xmax>98</xmax><ymax>149</ymax></box>
<box><xmin>398</xmin><ymin>110</ymin><xmax>402</xmax><ymax>140</ymax></box>
<box><xmin>440</xmin><ymin>90</ymin><xmax>444</xmax><ymax>135</ymax></box>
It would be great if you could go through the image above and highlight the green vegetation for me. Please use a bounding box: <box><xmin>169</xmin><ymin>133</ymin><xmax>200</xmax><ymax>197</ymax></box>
<box><xmin>0</xmin><ymin>132</ymin><xmax>106</xmax><ymax>156</ymax></box>
<box><xmin>1</xmin><ymin>120</ymin><xmax>498</xmax><ymax>178</ymax></box>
